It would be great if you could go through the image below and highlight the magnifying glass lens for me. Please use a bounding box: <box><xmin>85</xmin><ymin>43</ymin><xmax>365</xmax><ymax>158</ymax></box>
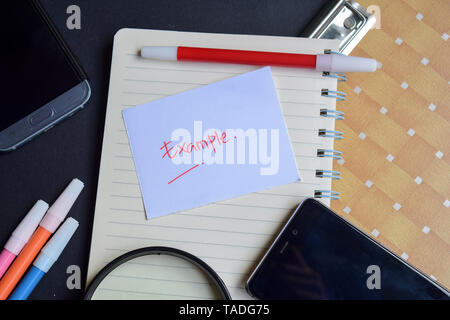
<box><xmin>90</xmin><ymin>253</ymin><xmax>224</xmax><ymax>300</ymax></box>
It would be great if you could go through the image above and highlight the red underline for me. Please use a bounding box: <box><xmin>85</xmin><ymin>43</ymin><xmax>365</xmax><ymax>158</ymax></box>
<box><xmin>168</xmin><ymin>164</ymin><xmax>202</xmax><ymax>184</ymax></box>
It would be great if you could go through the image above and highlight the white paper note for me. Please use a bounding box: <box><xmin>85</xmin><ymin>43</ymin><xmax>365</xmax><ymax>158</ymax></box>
<box><xmin>123</xmin><ymin>67</ymin><xmax>300</xmax><ymax>219</ymax></box>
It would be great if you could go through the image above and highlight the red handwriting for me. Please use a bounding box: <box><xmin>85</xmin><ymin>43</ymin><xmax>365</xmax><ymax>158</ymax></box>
<box><xmin>161</xmin><ymin>130</ymin><xmax>231</xmax><ymax>184</ymax></box>
<box><xmin>160</xmin><ymin>130</ymin><xmax>230</xmax><ymax>160</ymax></box>
<box><xmin>168</xmin><ymin>163</ymin><xmax>204</xmax><ymax>184</ymax></box>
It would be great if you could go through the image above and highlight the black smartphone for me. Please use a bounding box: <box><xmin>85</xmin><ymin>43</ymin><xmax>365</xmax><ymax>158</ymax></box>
<box><xmin>0</xmin><ymin>1</ymin><xmax>90</xmax><ymax>151</ymax></box>
<box><xmin>246</xmin><ymin>198</ymin><xmax>449</xmax><ymax>300</ymax></box>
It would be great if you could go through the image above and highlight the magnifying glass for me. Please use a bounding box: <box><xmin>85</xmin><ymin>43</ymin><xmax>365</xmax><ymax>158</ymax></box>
<box><xmin>84</xmin><ymin>247</ymin><xmax>232</xmax><ymax>300</ymax></box>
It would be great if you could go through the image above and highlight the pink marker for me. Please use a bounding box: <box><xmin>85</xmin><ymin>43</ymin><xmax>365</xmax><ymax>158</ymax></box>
<box><xmin>0</xmin><ymin>200</ymin><xmax>49</xmax><ymax>279</ymax></box>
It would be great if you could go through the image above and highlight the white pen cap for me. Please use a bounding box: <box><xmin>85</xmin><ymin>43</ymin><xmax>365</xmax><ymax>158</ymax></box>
<box><xmin>316</xmin><ymin>54</ymin><xmax>377</xmax><ymax>72</ymax></box>
<box><xmin>141</xmin><ymin>46</ymin><xmax>178</xmax><ymax>60</ymax></box>
<box><xmin>4</xmin><ymin>200</ymin><xmax>49</xmax><ymax>255</ymax></box>
<box><xmin>40</xmin><ymin>179</ymin><xmax>84</xmax><ymax>233</ymax></box>
<box><xmin>34</xmin><ymin>217</ymin><xmax>79</xmax><ymax>273</ymax></box>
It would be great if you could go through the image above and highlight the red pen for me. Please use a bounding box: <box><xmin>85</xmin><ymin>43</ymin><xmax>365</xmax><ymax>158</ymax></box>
<box><xmin>141</xmin><ymin>46</ymin><xmax>377</xmax><ymax>72</ymax></box>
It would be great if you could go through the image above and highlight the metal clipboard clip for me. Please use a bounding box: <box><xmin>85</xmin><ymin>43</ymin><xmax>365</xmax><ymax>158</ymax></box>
<box><xmin>302</xmin><ymin>0</ymin><xmax>376</xmax><ymax>55</ymax></box>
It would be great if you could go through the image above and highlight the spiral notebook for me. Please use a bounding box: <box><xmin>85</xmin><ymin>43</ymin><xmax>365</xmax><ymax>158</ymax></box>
<box><xmin>87</xmin><ymin>29</ymin><xmax>345</xmax><ymax>299</ymax></box>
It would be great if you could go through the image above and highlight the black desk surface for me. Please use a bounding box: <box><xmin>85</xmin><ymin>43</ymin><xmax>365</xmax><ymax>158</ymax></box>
<box><xmin>0</xmin><ymin>0</ymin><xmax>328</xmax><ymax>299</ymax></box>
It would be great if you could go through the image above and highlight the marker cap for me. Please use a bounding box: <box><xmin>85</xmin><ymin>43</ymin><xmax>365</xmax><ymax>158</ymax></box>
<box><xmin>4</xmin><ymin>200</ymin><xmax>49</xmax><ymax>255</ymax></box>
<box><xmin>316</xmin><ymin>54</ymin><xmax>377</xmax><ymax>72</ymax></box>
<box><xmin>39</xmin><ymin>179</ymin><xmax>84</xmax><ymax>233</ymax></box>
<box><xmin>34</xmin><ymin>217</ymin><xmax>79</xmax><ymax>273</ymax></box>
<box><xmin>141</xmin><ymin>46</ymin><xmax>178</xmax><ymax>60</ymax></box>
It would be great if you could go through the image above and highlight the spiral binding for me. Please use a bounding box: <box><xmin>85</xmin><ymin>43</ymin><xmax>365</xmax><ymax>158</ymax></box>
<box><xmin>322</xmin><ymin>72</ymin><xmax>347</xmax><ymax>82</ymax></box>
<box><xmin>313</xmin><ymin>50</ymin><xmax>347</xmax><ymax>200</ymax></box>
<box><xmin>314</xmin><ymin>190</ymin><xmax>340</xmax><ymax>200</ymax></box>
<box><xmin>321</xmin><ymin>89</ymin><xmax>347</xmax><ymax>101</ymax></box>
<box><xmin>316</xmin><ymin>170</ymin><xmax>342</xmax><ymax>180</ymax></box>
<box><xmin>317</xmin><ymin>149</ymin><xmax>343</xmax><ymax>160</ymax></box>
<box><xmin>318</xmin><ymin>129</ymin><xmax>344</xmax><ymax>140</ymax></box>
<box><xmin>320</xmin><ymin>109</ymin><xmax>344</xmax><ymax>120</ymax></box>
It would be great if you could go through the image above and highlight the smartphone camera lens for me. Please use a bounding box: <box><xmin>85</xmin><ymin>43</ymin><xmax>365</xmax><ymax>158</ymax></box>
<box><xmin>292</xmin><ymin>229</ymin><xmax>298</xmax><ymax>236</ymax></box>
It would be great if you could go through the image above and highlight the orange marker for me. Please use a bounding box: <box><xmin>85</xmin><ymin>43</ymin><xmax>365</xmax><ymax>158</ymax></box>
<box><xmin>0</xmin><ymin>179</ymin><xmax>84</xmax><ymax>300</ymax></box>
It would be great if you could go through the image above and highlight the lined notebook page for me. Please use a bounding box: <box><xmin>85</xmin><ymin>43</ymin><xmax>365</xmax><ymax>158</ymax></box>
<box><xmin>87</xmin><ymin>29</ymin><xmax>340</xmax><ymax>299</ymax></box>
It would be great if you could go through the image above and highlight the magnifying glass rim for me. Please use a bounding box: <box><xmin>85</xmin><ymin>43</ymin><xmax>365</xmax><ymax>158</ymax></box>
<box><xmin>84</xmin><ymin>246</ymin><xmax>232</xmax><ymax>300</ymax></box>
